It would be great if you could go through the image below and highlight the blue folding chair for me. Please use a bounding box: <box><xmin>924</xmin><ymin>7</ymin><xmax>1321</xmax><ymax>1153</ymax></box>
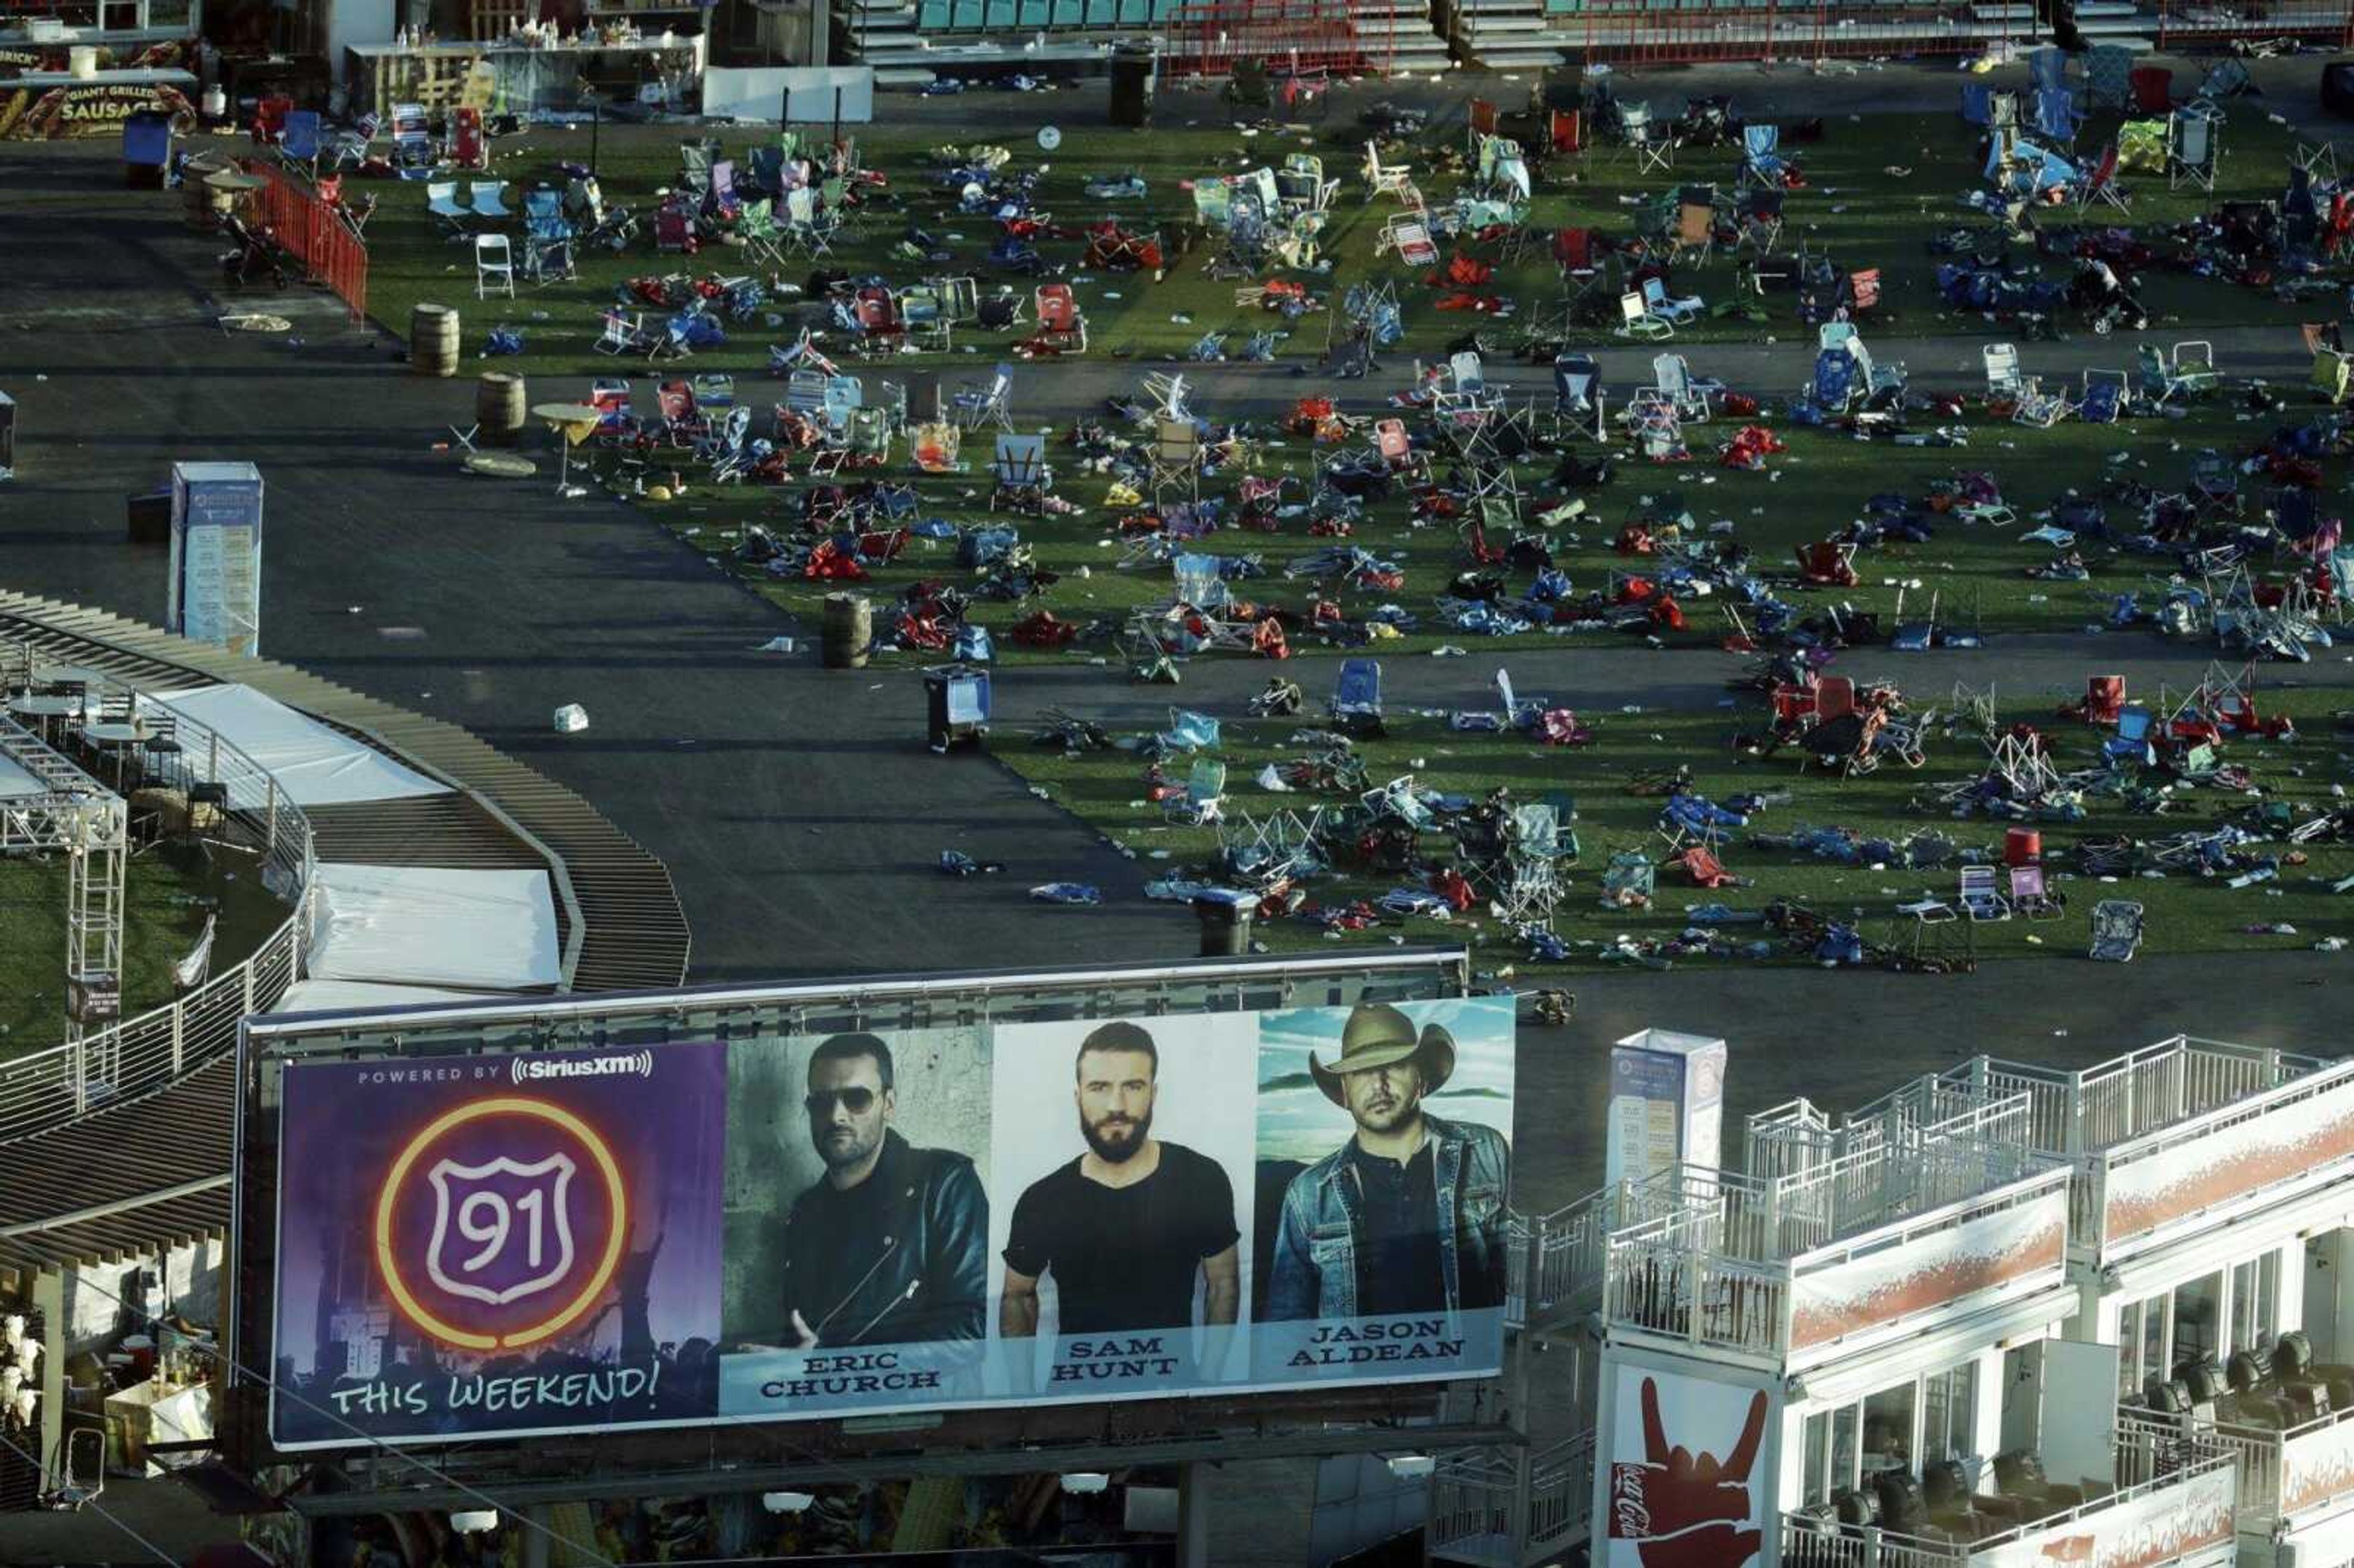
<box><xmin>1961</xmin><ymin>83</ymin><xmax>1992</xmax><ymax>126</ymax></box>
<box><xmin>2034</xmin><ymin>88</ymin><xmax>2082</xmax><ymax>148</ymax></box>
<box><xmin>1738</xmin><ymin>123</ymin><xmax>1788</xmax><ymax>189</ymax></box>
<box><xmin>280</xmin><ymin>109</ymin><xmax>322</xmax><ymax>174</ymax></box>
<box><xmin>2106</xmin><ymin>707</ymin><xmax>2157</xmax><ymax>767</ymax></box>
<box><xmin>1332</xmin><ymin>658</ymin><xmax>1385</xmax><ymax>736</ymax></box>
<box><xmin>2030</xmin><ymin>46</ymin><xmax>2070</xmax><ymax>91</ymax></box>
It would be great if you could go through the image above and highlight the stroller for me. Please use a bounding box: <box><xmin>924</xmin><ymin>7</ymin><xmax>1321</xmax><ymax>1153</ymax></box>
<box><xmin>2068</xmin><ymin>258</ymin><xmax>2148</xmax><ymax>335</ymax></box>
<box><xmin>218</xmin><ymin>215</ymin><xmax>291</xmax><ymax>288</ymax></box>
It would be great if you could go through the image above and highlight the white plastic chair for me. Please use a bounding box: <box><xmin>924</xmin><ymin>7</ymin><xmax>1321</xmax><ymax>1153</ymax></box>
<box><xmin>469</xmin><ymin>180</ymin><xmax>512</xmax><ymax>221</ymax></box>
<box><xmin>474</xmin><ymin>232</ymin><xmax>515</xmax><ymax>299</ymax></box>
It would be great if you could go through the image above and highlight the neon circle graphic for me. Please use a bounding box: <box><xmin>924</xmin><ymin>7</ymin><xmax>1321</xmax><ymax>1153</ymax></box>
<box><xmin>372</xmin><ymin>1096</ymin><xmax>629</xmax><ymax>1352</ymax></box>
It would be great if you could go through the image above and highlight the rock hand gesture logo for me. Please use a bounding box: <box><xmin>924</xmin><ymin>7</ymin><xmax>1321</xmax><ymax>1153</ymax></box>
<box><xmin>1609</xmin><ymin>1377</ymin><xmax>1770</xmax><ymax>1568</ymax></box>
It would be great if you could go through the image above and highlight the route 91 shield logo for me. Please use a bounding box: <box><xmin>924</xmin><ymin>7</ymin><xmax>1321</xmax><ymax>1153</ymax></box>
<box><xmin>374</xmin><ymin>1097</ymin><xmax>628</xmax><ymax>1352</ymax></box>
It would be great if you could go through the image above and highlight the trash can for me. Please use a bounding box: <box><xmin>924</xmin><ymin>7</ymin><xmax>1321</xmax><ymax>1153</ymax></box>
<box><xmin>1193</xmin><ymin>890</ymin><xmax>1254</xmax><ymax>957</ymax></box>
<box><xmin>822</xmin><ymin>591</ymin><xmax>872</xmax><ymax>669</ymax></box>
<box><xmin>1110</xmin><ymin>40</ymin><xmax>1156</xmax><ymax>127</ymax></box>
<box><xmin>924</xmin><ymin>663</ymin><xmax>991</xmax><ymax>753</ymax></box>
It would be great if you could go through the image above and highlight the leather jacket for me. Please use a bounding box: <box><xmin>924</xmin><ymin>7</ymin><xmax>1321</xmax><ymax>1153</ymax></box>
<box><xmin>1266</xmin><ymin>1113</ymin><xmax>1510</xmax><ymax>1322</ymax></box>
<box><xmin>779</xmin><ymin>1128</ymin><xmax>988</xmax><ymax>1345</ymax></box>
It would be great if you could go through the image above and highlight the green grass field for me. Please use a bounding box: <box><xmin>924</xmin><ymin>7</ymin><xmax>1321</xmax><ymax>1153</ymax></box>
<box><xmin>998</xmin><ymin>679</ymin><xmax>2354</xmax><ymax>970</ymax></box>
<box><xmin>0</xmin><ymin>840</ymin><xmax>294</xmax><ymax>1060</ymax></box>
<box><xmin>357</xmin><ymin>102</ymin><xmax>2339</xmax><ymax>385</ymax></box>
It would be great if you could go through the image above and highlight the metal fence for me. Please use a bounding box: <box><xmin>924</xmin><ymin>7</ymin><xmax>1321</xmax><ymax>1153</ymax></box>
<box><xmin>241</xmin><ymin>157</ymin><xmax>369</xmax><ymax>323</ymax></box>
<box><xmin>1164</xmin><ymin>0</ymin><xmax>1392</xmax><ymax>77</ymax></box>
<box><xmin>0</xmin><ymin>662</ymin><xmax>312</xmax><ymax>1144</ymax></box>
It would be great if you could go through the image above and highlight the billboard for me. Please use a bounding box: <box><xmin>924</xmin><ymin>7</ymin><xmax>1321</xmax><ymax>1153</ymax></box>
<box><xmin>264</xmin><ymin>995</ymin><xmax>1514</xmax><ymax>1450</ymax></box>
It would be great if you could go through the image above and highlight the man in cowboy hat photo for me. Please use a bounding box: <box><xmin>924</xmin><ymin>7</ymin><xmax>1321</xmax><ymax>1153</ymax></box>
<box><xmin>1265</xmin><ymin>1003</ymin><xmax>1509</xmax><ymax>1322</ymax></box>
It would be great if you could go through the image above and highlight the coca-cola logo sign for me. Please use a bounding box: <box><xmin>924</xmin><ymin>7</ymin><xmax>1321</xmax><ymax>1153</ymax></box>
<box><xmin>1610</xmin><ymin>1462</ymin><xmax>1655</xmax><ymax>1538</ymax></box>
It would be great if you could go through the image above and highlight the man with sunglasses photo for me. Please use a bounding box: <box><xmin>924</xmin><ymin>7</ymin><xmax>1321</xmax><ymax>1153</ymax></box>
<box><xmin>744</xmin><ymin>1033</ymin><xmax>989</xmax><ymax>1350</ymax></box>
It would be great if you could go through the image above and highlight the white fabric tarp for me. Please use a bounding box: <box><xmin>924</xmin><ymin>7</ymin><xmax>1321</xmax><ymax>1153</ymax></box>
<box><xmin>305</xmin><ymin>864</ymin><xmax>562</xmax><ymax>990</ymax></box>
<box><xmin>150</xmin><ymin>683</ymin><xmax>452</xmax><ymax>808</ymax></box>
<box><xmin>0</xmin><ymin>754</ymin><xmax>45</xmax><ymax>801</ymax></box>
<box><xmin>272</xmin><ymin>979</ymin><xmax>505</xmax><ymax>1015</ymax></box>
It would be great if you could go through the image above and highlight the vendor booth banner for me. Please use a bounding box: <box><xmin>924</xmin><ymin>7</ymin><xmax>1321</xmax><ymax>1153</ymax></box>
<box><xmin>0</xmin><ymin>78</ymin><xmax>192</xmax><ymax>137</ymax></box>
<box><xmin>2101</xmin><ymin>1068</ymin><xmax>2354</xmax><ymax>1247</ymax></box>
<box><xmin>1786</xmin><ymin>1184</ymin><xmax>2067</xmax><ymax>1352</ymax></box>
<box><xmin>266</xmin><ymin>997</ymin><xmax>1515</xmax><ymax>1449</ymax></box>
<box><xmin>1604</xmin><ymin>1363</ymin><xmax>1772</xmax><ymax>1568</ymax></box>
<box><xmin>0</xmin><ymin>39</ymin><xmax>192</xmax><ymax>78</ymax></box>
<box><xmin>2280</xmin><ymin>1407</ymin><xmax>2354</xmax><ymax>1517</ymax></box>
<box><xmin>1976</xmin><ymin>1461</ymin><xmax>2234</xmax><ymax>1568</ymax></box>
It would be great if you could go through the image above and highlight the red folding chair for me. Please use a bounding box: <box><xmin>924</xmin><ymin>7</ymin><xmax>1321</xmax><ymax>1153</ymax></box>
<box><xmin>1550</xmin><ymin>110</ymin><xmax>1583</xmax><ymax>156</ymax></box>
<box><xmin>2130</xmin><ymin>66</ymin><xmax>2173</xmax><ymax>113</ymax></box>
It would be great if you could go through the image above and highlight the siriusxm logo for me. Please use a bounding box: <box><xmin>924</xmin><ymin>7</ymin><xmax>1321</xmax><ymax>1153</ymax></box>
<box><xmin>511</xmin><ymin>1050</ymin><xmax>655</xmax><ymax>1086</ymax></box>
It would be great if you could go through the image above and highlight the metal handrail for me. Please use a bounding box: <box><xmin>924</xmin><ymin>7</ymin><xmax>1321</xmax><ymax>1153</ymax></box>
<box><xmin>0</xmin><ymin>661</ymin><xmax>314</xmax><ymax>1144</ymax></box>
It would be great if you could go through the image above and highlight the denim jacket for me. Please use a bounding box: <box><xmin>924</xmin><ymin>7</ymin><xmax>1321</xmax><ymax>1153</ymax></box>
<box><xmin>1266</xmin><ymin>1113</ymin><xmax>1510</xmax><ymax>1322</ymax></box>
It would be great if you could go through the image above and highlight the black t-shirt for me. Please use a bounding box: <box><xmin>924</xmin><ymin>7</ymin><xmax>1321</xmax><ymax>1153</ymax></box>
<box><xmin>1002</xmin><ymin>1141</ymin><xmax>1238</xmax><ymax>1337</ymax></box>
<box><xmin>1349</xmin><ymin>1139</ymin><xmax>1446</xmax><ymax>1318</ymax></box>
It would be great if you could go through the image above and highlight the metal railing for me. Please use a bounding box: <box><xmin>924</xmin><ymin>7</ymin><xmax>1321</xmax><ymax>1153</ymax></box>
<box><xmin>1507</xmin><ymin>1163</ymin><xmax>1734</xmax><ymax>1330</ymax></box>
<box><xmin>2123</xmin><ymin>1398</ymin><xmax>2354</xmax><ymax>1535</ymax></box>
<box><xmin>2087</xmin><ymin>1056</ymin><xmax>2354</xmax><ymax>1259</ymax></box>
<box><xmin>0</xmin><ymin>660</ymin><xmax>313</xmax><ymax>1143</ymax></box>
<box><xmin>1428</xmin><ymin>1433</ymin><xmax>1593</xmax><ymax>1568</ymax></box>
<box><xmin>1778</xmin><ymin>1452</ymin><xmax>2239</xmax><ymax>1568</ymax></box>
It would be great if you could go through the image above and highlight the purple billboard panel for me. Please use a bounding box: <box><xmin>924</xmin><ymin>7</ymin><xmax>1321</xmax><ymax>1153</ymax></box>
<box><xmin>269</xmin><ymin>1045</ymin><xmax>727</xmax><ymax>1450</ymax></box>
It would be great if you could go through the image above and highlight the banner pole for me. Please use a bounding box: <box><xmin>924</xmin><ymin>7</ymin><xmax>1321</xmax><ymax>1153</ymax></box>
<box><xmin>1176</xmin><ymin>1462</ymin><xmax>1212</xmax><ymax>1568</ymax></box>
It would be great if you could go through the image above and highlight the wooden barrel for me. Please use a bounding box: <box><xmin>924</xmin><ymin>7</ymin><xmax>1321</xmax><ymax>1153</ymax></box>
<box><xmin>411</xmin><ymin>303</ymin><xmax>461</xmax><ymax>378</ymax></box>
<box><xmin>181</xmin><ymin>154</ymin><xmax>225</xmax><ymax>228</ymax></box>
<box><xmin>821</xmin><ymin>592</ymin><xmax>872</xmax><ymax>670</ymax></box>
<box><xmin>474</xmin><ymin>371</ymin><xmax>527</xmax><ymax>447</ymax></box>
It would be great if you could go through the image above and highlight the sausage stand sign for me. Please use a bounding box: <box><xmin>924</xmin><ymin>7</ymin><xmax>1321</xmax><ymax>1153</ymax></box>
<box><xmin>0</xmin><ymin>78</ymin><xmax>196</xmax><ymax>139</ymax></box>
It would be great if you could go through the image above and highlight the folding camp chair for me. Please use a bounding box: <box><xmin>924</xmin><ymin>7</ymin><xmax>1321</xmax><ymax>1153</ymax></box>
<box><xmin>1737</xmin><ymin>124</ymin><xmax>1788</xmax><ymax>189</ymax></box>
<box><xmin>1958</xmin><ymin>864</ymin><xmax>2011</xmax><ymax>921</ymax></box>
<box><xmin>2169</xmin><ymin>108</ymin><xmax>2220</xmax><ymax>194</ymax></box>
<box><xmin>596</xmin><ymin>308</ymin><xmax>653</xmax><ymax>357</ymax></box>
<box><xmin>2089</xmin><ymin>899</ymin><xmax>2144</xmax><ymax>961</ymax></box>
<box><xmin>2307</xmin><ymin>324</ymin><xmax>2353</xmax><ymax>406</ymax></box>
<box><xmin>1550</xmin><ymin>110</ymin><xmax>1583</xmax><ymax>157</ymax></box>
<box><xmin>426</xmin><ymin>180</ymin><xmax>474</xmax><ymax>238</ymax></box>
<box><xmin>679</xmin><ymin>138</ymin><xmax>718</xmax><ymax>194</ymax></box>
<box><xmin>1553</xmin><ymin>353</ymin><xmax>1605</xmax><ymax>437</ymax></box>
<box><xmin>1651</xmin><ymin>354</ymin><xmax>1713</xmax><ymax>422</ymax></box>
<box><xmin>2074</xmin><ymin>144</ymin><xmax>2130</xmax><ymax>216</ymax></box>
<box><xmin>1670</xmin><ymin>187</ymin><xmax>1715</xmax><ymax>267</ymax></box>
<box><xmin>1640</xmin><ymin>276</ymin><xmax>1702</xmax><ymax>327</ymax></box>
<box><xmin>1362</xmin><ymin>141</ymin><xmax>1420</xmax><ymax>207</ymax></box>
<box><xmin>1378</xmin><ymin>213</ymin><xmax>1440</xmax><ymax>267</ymax></box>
<box><xmin>2081</xmin><ymin>368</ymin><xmax>2128</xmax><ymax>423</ymax></box>
<box><xmin>473</xmin><ymin>233</ymin><xmax>514</xmax><ymax>300</ymax></box>
<box><xmin>953</xmin><ymin>363</ymin><xmax>1015</xmax><ymax>432</ymax></box>
<box><xmin>1165</xmin><ymin>758</ymin><xmax>1228</xmax><ymax>825</ymax></box>
<box><xmin>2009</xmin><ymin>865</ymin><xmax>2064</xmax><ymax>920</ymax></box>
<box><xmin>278</xmin><ymin>109</ymin><xmax>322</xmax><ymax>176</ymax></box>
<box><xmin>2033</xmin><ymin>88</ymin><xmax>2082</xmax><ymax>149</ymax></box>
<box><xmin>2131</xmin><ymin>65</ymin><xmax>2174</xmax><ymax>114</ymax></box>
<box><xmin>2106</xmin><ymin>706</ymin><xmax>2157</xmax><ymax>767</ymax></box>
<box><xmin>390</xmin><ymin>101</ymin><xmax>433</xmax><ymax>178</ymax></box>
<box><xmin>1734</xmin><ymin>188</ymin><xmax>1784</xmax><ymax>254</ymax></box>
<box><xmin>1331</xmin><ymin>658</ymin><xmax>1385</xmax><ymax>736</ymax></box>
<box><xmin>465</xmin><ymin>180</ymin><xmax>509</xmax><ymax>223</ymax></box>
<box><xmin>1617</xmin><ymin>291</ymin><xmax>1673</xmax><ymax>341</ymax></box>
<box><xmin>991</xmin><ymin>433</ymin><xmax>1050</xmax><ymax>515</ymax></box>
<box><xmin>449</xmin><ymin>106</ymin><xmax>485</xmax><ymax>170</ymax></box>
<box><xmin>1983</xmin><ymin>343</ymin><xmax>2024</xmax><ymax>401</ymax></box>
<box><xmin>1032</xmin><ymin>284</ymin><xmax>1087</xmax><ymax>353</ymax></box>
<box><xmin>1620</xmin><ymin>102</ymin><xmax>1674</xmax><ymax>174</ymax></box>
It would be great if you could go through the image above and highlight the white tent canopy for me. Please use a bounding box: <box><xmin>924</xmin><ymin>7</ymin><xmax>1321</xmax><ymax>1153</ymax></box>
<box><xmin>149</xmin><ymin>684</ymin><xmax>452</xmax><ymax>809</ymax></box>
<box><xmin>272</xmin><ymin>979</ymin><xmax>505</xmax><ymax>1015</ymax></box>
<box><xmin>305</xmin><ymin>864</ymin><xmax>561</xmax><ymax>991</ymax></box>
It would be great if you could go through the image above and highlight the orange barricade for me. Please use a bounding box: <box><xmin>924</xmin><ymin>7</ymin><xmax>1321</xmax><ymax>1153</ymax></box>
<box><xmin>241</xmin><ymin>159</ymin><xmax>369</xmax><ymax>322</ymax></box>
